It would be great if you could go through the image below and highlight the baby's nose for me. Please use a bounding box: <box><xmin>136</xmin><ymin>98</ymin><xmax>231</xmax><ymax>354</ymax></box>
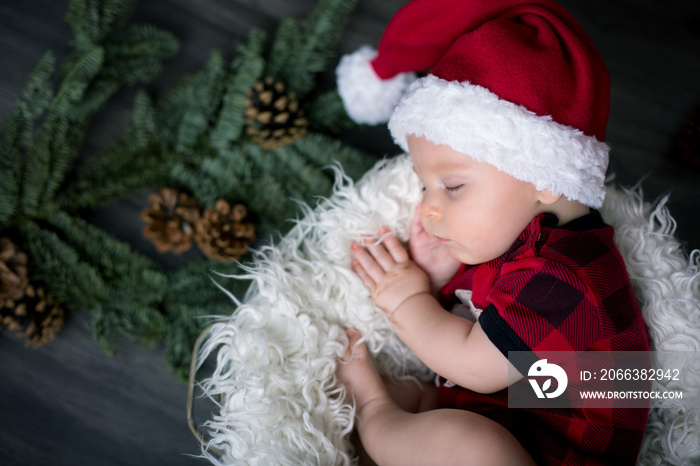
<box><xmin>420</xmin><ymin>200</ymin><xmax>442</xmax><ymax>222</ymax></box>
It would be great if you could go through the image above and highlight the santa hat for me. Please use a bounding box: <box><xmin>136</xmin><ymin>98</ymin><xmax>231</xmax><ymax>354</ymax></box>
<box><xmin>336</xmin><ymin>0</ymin><xmax>611</xmax><ymax>208</ymax></box>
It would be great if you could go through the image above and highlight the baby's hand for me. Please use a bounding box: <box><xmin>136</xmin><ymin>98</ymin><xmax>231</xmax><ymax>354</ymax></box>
<box><xmin>409</xmin><ymin>205</ymin><xmax>462</xmax><ymax>292</ymax></box>
<box><xmin>351</xmin><ymin>227</ymin><xmax>431</xmax><ymax>317</ymax></box>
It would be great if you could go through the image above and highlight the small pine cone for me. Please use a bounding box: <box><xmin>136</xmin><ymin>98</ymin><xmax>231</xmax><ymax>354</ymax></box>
<box><xmin>244</xmin><ymin>77</ymin><xmax>309</xmax><ymax>151</ymax></box>
<box><xmin>0</xmin><ymin>237</ymin><xmax>29</xmax><ymax>301</ymax></box>
<box><xmin>141</xmin><ymin>188</ymin><xmax>201</xmax><ymax>254</ymax></box>
<box><xmin>195</xmin><ymin>200</ymin><xmax>255</xmax><ymax>261</ymax></box>
<box><xmin>1</xmin><ymin>284</ymin><xmax>65</xmax><ymax>348</ymax></box>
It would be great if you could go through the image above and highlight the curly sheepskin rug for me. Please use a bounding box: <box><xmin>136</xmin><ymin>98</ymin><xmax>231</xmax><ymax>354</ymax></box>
<box><xmin>195</xmin><ymin>154</ymin><xmax>699</xmax><ymax>465</ymax></box>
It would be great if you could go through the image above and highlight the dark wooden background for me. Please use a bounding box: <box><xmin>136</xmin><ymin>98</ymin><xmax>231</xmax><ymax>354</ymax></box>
<box><xmin>1</xmin><ymin>0</ymin><xmax>698</xmax><ymax>464</ymax></box>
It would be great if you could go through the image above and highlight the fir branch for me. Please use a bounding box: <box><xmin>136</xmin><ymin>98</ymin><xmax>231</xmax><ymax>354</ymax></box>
<box><xmin>275</xmin><ymin>144</ymin><xmax>333</xmax><ymax>201</ymax></box>
<box><xmin>170</xmin><ymin>144</ymin><xmax>258</xmax><ymax>210</ymax></box>
<box><xmin>8</xmin><ymin>51</ymin><xmax>56</xmax><ymax>121</ymax></box>
<box><xmin>62</xmin><ymin>13</ymin><xmax>178</xmax><ymax>118</ymax></box>
<box><xmin>178</xmin><ymin>144</ymin><xmax>293</xmax><ymax>236</ymax></box>
<box><xmin>89</xmin><ymin>297</ymin><xmax>166</xmax><ymax>355</ymax></box>
<box><xmin>59</xmin><ymin>142</ymin><xmax>165</xmax><ymax>210</ymax></box>
<box><xmin>307</xmin><ymin>90</ymin><xmax>353</xmax><ymax>133</ymax></box>
<box><xmin>18</xmin><ymin>47</ymin><xmax>104</xmax><ymax>216</ymax></box>
<box><xmin>293</xmin><ymin>131</ymin><xmax>375</xmax><ymax>181</ymax></box>
<box><xmin>58</xmin><ymin>92</ymin><xmax>169</xmax><ymax>210</ymax></box>
<box><xmin>65</xmin><ymin>80</ymin><xmax>120</xmax><ymax>122</ymax></box>
<box><xmin>66</xmin><ymin>0</ymin><xmax>138</xmax><ymax>51</ymax></box>
<box><xmin>238</xmin><ymin>144</ymin><xmax>303</xmax><ymax>234</ymax></box>
<box><xmin>212</xmin><ymin>143</ymin><xmax>256</xmax><ymax>187</ymax></box>
<box><xmin>45</xmin><ymin>210</ymin><xmax>166</xmax><ymax>287</ymax></box>
<box><xmin>267</xmin><ymin>0</ymin><xmax>358</xmax><ymax>98</ymax></box>
<box><xmin>266</xmin><ymin>17</ymin><xmax>300</xmax><ymax>88</ymax></box>
<box><xmin>102</xmin><ymin>23</ymin><xmax>180</xmax><ymax>86</ymax></box>
<box><xmin>198</xmin><ymin>144</ymin><xmax>259</xmax><ymax>208</ymax></box>
<box><xmin>0</xmin><ymin>118</ymin><xmax>26</xmax><ymax>226</ymax></box>
<box><xmin>0</xmin><ymin>52</ymin><xmax>56</xmax><ymax>226</ymax></box>
<box><xmin>199</xmin><ymin>158</ymin><xmax>245</xmax><ymax>207</ymax></box>
<box><xmin>60</xmin><ymin>26</ymin><xmax>176</xmax><ymax>121</ymax></box>
<box><xmin>43</xmin><ymin>210</ymin><xmax>168</xmax><ymax>348</ymax></box>
<box><xmin>18</xmin><ymin>219</ymin><xmax>109</xmax><ymax>311</ymax></box>
<box><xmin>157</xmin><ymin>50</ymin><xmax>227</xmax><ymax>154</ymax></box>
<box><xmin>51</xmin><ymin>46</ymin><xmax>106</xmax><ymax>116</ymax></box>
<box><xmin>101</xmin><ymin>296</ymin><xmax>167</xmax><ymax>349</ymax></box>
<box><xmin>19</xmin><ymin>7</ymin><xmax>177</xmax><ymax>213</ymax></box>
<box><xmin>164</xmin><ymin>302</ymin><xmax>211</xmax><ymax>382</ymax></box>
<box><xmin>90</xmin><ymin>308</ymin><xmax>116</xmax><ymax>356</ymax></box>
<box><xmin>211</xmin><ymin>28</ymin><xmax>267</xmax><ymax>155</ymax></box>
<box><xmin>163</xmin><ymin>259</ymin><xmax>248</xmax><ymax>381</ymax></box>
<box><xmin>18</xmin><ymin>209</ymin><xmax>169</xmax><ymax>351</ymax></box>
<box><xmin>168</xmin><ymin>162</ymin><xmax>222</xmax><ymax>209</ymax></box>
<box><xmin>41</xmin><ymin>119</ymin><xmax>89</xmax><ymax>212</ymax></box>
<box><xmin>125</xmin><ymin>90</ymin><xmax>159</xmax><ymax>149</ymax></box>
<box><xmin>20</xmin><ymin>116</ymin><xmax>90</xmax><ymax>218</ymax></box>
<box><xmin>18</xmin><ymin>116</ymin><xmax>61</xmax><ymax>218</ymax></box>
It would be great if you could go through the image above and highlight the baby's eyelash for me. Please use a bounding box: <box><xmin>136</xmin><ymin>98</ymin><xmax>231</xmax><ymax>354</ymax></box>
<box><xmin>444</xmin><ymin>184</ymin><xmax>464</xmax><ymax>193</ymax></box>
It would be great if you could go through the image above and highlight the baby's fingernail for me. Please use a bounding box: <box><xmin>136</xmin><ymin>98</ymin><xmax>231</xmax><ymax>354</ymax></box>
<box><xmin>379</xmin><ymin>226</ymin><xmax>389</xmax><ymax>234</ymax></box>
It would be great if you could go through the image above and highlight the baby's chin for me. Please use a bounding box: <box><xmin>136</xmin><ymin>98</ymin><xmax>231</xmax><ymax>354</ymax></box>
<box><xmin>450</xmin><ymin>245</ymin><xmax>501</xmax><ymax>266</ymax></box>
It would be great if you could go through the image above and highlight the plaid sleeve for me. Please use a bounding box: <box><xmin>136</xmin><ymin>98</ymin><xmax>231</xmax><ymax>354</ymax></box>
<box><xmin>480</xmin><ymin>256</ymin><xmax>601</xmax><ymax>356</ymax></box>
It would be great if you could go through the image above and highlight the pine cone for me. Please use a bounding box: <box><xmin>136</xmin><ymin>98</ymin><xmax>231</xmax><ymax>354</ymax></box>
<box><xmin>244</xmin><ymin>77</ymin><xmax>309</xmax><ymax>150</ymax></box>
<box><xmin>195</xmin><ymin>200</ymin><xmax>255</xmax><ymax>261</ymax></box>
<box><xmin>1</xmin><ymin>284</ymin><xmax>65</xmax><ymax>348</ymax></box>
<box><xmin>0</xmin><ymin>237</ymin><xmax>29</xmax><ymax>301</ymax></box>
<box><xmin>141</xmin><ymin>188</ymin><xmax>201</xmax><ymax>254</ymax></box>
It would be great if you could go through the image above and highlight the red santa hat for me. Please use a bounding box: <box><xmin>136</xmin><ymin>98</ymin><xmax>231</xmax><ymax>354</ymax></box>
<box><xmin>336</xmin><ymin>0</ymin><xmax>611</xmax><ymax>208</ymax></box>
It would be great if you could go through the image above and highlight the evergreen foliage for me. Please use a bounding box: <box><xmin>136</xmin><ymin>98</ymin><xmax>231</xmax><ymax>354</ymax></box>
<box><xmin>0</xmin><ymin>51</ymin><xmax>56</xmax><ymax>226</ymax></box>
<box><xmin>62</xmin><ymin>0</ymin><xmax>367</xmax><ymax>234</ymax></box>
<box><xmin>1</xmin><ymin>0</ymin><xmax>178</xmax><ymax>352</ymax></box>
<box><xmin>267</xmin><ymin>0</ymin><xmax>357</xmax><ymax>98</ymax></box>
<box><xmin>163</xmin><ymin>259</ymin><xmax>248</xmax><ymax>382</ymax></box>
<box><xmin>1</xmin><ymin>0</ymin><xmax>373</xmax><ymax>380</ymax></box>
<box><xmin>211</xmin><ymin>29</ymin><xmax>267</xmax><ymax>153</ymax></box>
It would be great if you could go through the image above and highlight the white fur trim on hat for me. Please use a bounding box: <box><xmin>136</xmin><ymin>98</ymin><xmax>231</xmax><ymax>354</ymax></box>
<box><xmin>336</xmin><ymin>46</ymin><xmax>416</xmax><ymax>125</ymax></box>
<box><xmin>388</xmin><ymin>75</ymin><xmax>610</xmax><ymax>208</ymax></box>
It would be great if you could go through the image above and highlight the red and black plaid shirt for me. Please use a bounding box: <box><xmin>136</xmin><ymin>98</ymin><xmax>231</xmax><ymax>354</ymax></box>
<box><xmin>439</xmin><ymin>211</ymin><xmax>650</xmax><ymax>465</ymax></box>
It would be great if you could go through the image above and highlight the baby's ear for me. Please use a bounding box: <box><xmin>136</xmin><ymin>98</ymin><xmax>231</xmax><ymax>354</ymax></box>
<box><xmin>536</xmin><ymin>189</ymin><xmax>562</xmax><ymax>205</ymax></box>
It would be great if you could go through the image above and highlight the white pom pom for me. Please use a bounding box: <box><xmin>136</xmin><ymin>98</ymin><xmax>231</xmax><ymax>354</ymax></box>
<box><xmin>336</xmin><ymin>46</ymin><xmax>415</xmax><ymax>125</ymax></box>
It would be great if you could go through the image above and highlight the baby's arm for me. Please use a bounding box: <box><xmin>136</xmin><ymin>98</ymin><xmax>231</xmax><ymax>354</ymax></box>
<box><xmin>352</xmin><ymin>229</ymin><xmax>513</xmax><ymax>394</ymax></box>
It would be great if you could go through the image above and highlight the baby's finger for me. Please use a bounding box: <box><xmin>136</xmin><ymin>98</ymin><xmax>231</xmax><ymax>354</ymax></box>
<box><xmin>411</xmin><ymin>204</ymin><xmax>422</xmax><ymax>228</ymax></box>
<box><xmin>365</xmin><ymin>236</ymin><xmax>396</xmax><ymax>271</ymax></box>
<box><xmin>410</xmin><ymin>205</ymin><xmax>427</xmax><ymax>238</ymax></box>
<box><xmin>352</xmin><ymin>243</ymin><xmax>387</xmax><ymax>281</ymax></box>
<box><xmin>379</xmin><ymin>227</ymin><xmax>409</xmax><ymax>263</ymax></box>
<box><xmin>351</xmin><ymin>258</ymin><xmax>377</xmax><ymax>293</ymax></box>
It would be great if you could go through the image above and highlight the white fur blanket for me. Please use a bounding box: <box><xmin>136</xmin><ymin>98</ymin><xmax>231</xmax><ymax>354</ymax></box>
<box><xmin>196</xmin><ymin>154</ymin><xmax>700</xmax><ymax>465</ymax></box>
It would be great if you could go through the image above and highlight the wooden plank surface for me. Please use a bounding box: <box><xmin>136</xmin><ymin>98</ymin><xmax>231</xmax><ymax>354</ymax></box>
<box><xmin>0</xmin><ymin>1</ymin><xmax>699</xmax><ymax>465</ymax></box>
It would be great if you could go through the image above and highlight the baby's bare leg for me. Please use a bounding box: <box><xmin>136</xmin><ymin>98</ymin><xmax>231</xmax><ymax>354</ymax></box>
<box><xmin>337</xmin><ymin>331</ymin><xmax>535</xmax><ymax>466</ymax></box>
<box><xmin>383</xmin><ymin>376</ymin><xmax>438</xmax><ymax>413</ymax></box>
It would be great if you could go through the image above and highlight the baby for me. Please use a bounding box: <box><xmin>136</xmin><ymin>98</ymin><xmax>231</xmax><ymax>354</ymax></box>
<box><xmin>335</xmin><ymin>0</ymin><xmax>650</xmax><ymax>465</ymax></box>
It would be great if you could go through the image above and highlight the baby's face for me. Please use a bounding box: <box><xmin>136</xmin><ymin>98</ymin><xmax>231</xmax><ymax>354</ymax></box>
<box><xmin>408</xmin><ymin>134</ymin><xmax>545</xmax><ymax>265</ymax></box>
